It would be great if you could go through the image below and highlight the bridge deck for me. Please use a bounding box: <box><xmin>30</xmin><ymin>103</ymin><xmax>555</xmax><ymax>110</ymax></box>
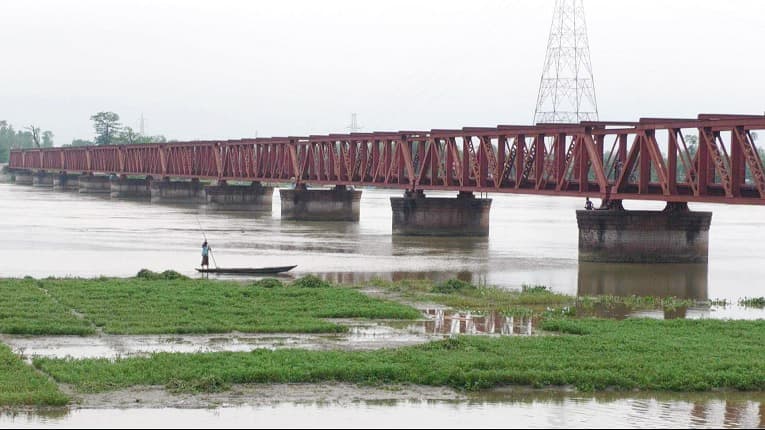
<box><xmin>10</xmin><ymin>114</ymin><xmax>765</xmax><ymax>205</ymax></box>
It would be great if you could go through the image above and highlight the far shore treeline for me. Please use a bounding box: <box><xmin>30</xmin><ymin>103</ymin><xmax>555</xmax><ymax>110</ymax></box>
<box><xmin>0</xmin><ymin>111</ymin><xmax>167</xmax><ymax>163</ymax></box>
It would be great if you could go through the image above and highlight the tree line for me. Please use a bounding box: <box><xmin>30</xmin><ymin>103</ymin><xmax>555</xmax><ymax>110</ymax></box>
<box><xmin>65</xmin><ymin>111</ymin><xmax>167</xmax><ymax>147</ymax></box>
<box><xmin>0</xmin><ymin>122</ymin><xmax>54</xmax><ymax>163</ymax></box>
<box><xmin>0</xmin><ymin>111</ymin><xmax>167</xmax><ymax>163</ymax></box>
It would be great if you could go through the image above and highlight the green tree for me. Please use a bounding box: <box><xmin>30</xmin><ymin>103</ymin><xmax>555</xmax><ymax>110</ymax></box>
<box><xmin>137</xmin><ymin>134</ymin><xmax>167</xmax><ymax>144</ymax></box>
<box><xmin>42</xmin><ymin>131</ymin><xmax>54</xmax><ymax>148</ymax></box>
<box><xmin>66</xmin><ymin>139</ymin><xmax>95</xmax><ymax>147</ymax></box>
<box><xmin>0</xmin><ymin>121</ymin><xmax>10</xmax><ymax>162</ymax></box>
<box><xmin>0</xmin><ymin>121</ymin><xmax>54</xmax><ymax>160</ymax></box>
<box><xmin>90</xmin><ymin>112</ymin><xmax>122</xmax><ymax>145</ymax></box>
<box><xmin>116</xmin><ymin>126</ymin><xmax>139</xmax><ymax>145</ymax></box>
<box><xmin>114</xmin><ymin>126</ymin><xmax>167</xmax><ymax>145</ymax></box>
<box><xmin>25</xmin><ymin>125</ymin><xmax>41</xmax><ymax>148</ymax></box>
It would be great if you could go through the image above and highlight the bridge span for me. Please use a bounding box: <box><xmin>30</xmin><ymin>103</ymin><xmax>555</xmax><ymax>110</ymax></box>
<box><xmin>8</xmin><ymin>114</ymin><xmax>765</xmax><ymax>263</ymax></box>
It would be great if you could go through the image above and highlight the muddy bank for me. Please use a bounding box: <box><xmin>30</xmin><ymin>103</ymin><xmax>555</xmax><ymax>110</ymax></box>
<box><xmin>2</xmin><ymin>311</ymin><xmax>539</xmax><ymax>360</ymax></box>
<box><xmin>63</xmin><ymin>383</ymin><xmax>466</xmax><ymax>409</ymax></box>
<box><xmin>1</xmin><ymin>326</ymin><xmax>433</xmax><ymax>360</ymax></box>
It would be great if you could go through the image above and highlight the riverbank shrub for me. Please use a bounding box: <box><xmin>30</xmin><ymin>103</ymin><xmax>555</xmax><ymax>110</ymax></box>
<box><xmin>0</xmin><ymin>343</ymin><xmax>68</xmax><ymax>406</ymax></box>
<box><xmin>431</xmin><ymin>279</ymin><xmax>476</xmax><ymax>294</ymax></box>
<box><xmin>252</xmin><ymin>278</ymin><xmax>284</xmax><ymax>289</ymax></box>
<box><xmin>136</xmin><ymin>269</ymin><xmax>188</xmax><ymax>280</ymax></box>
<box><xmin>0</xmin><ymin>277</ymin><xmax>421</xmax><ymax>335</ymax></box>
<box><xmin>739</xmin><ymin>297</ymin><xmax>765</xmax><ymax>308</ymax></box>
<box><xmin>292</xmin><ymin>275</ymin><xmax>332</xmax><ymax>289</ymax></box>
<box><xmin>0</xmin><ymin>279</ymin><xmax>94</xmax><ymax>335</ymax></box>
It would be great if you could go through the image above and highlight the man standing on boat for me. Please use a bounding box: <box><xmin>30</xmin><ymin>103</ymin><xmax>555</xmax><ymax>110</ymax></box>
<box><xmin>201</xmin><ymin>240</ymin><xmax>211</xmax><ymax>269</ymax></box>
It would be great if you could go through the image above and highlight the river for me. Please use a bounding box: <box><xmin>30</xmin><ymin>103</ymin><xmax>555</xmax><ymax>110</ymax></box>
<box><xmin>2</xmin><ymin>183</ymin><xmax>764</xmax><ymax>308</ymax></box>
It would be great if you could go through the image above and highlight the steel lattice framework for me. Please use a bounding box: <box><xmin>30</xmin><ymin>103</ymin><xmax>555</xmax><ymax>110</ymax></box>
<box><xmin>534</xmin><ymin>0</ymin><xmax>598</xmax><ymax>123</ymax></box>
<box><xmin>9</xmin><ymin>114</ymin><xmax>765</xmax><ymax>205</ymax></box>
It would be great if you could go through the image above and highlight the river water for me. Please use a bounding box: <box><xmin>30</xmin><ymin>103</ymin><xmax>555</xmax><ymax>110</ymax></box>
<box><xmin>2</xmin><ymin>182</ymin><xmax>765</xmax><ymax>428</ymax></box>
<box><xmin>3</xmin><ymin>392</ymin><xmax>764</xmax><ymax>429</ymax></box>
<box><xmin>2</xmin><ymin>183</ymin><xmax>764</xmax><ymax>307</ymax></box>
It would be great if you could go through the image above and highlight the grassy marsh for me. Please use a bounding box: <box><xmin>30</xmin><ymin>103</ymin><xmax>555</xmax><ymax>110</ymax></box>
<box><xmin>34</xmin><ymin>318</ymin><xmax>765</xmax><ymax>393</ymax></box>
<box><xmin>0</xmin><ymin>278</ymin><xmax>94</xmax><ymax>335</ymax></box>
<box><xmin>0</xmin><ymin>343</ymin><xmax>68</xmax><ymax>406</ymax></box>
<box><xmin>0</xmin><ymin>276</ymin><xmax>422</xmax><ymax>335</ymax></box>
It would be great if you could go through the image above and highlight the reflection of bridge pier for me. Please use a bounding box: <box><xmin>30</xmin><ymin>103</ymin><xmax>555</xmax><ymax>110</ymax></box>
<box><xmin>577</xmin><ymin>262</ymin><xmax>708</xmax><ymax>300</ymax></box>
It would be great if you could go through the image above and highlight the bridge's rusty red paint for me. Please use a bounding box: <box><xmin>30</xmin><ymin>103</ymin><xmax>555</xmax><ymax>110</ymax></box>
<box><xmin>10</xmin><ymin>114</ymin><xmax>765</xmax><ymax>205</ymax></box>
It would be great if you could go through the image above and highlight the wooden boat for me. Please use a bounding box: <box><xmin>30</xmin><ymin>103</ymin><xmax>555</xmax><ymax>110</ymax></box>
<box><xmin>196</xmin><ymin>265</ymin><xmax>297</xmax><ymax>275</ymax></box>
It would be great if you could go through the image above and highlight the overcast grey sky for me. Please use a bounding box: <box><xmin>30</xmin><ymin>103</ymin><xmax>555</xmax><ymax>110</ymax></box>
<box><xmin>2</xmin><ymin>0</ymin><xmax>765</xmax><ymax>145</ymax></box>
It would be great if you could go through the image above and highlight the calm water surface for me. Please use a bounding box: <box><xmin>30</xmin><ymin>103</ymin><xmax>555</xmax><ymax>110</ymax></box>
<box><xmin>3</xmin><ymin>393</ymin><xmax>765</xmax><ymax>429</ymax></box>
<box><xmin>2</xmin><ymin>183</ymin><xmax>764</xmax><ymax>306</ymax></box>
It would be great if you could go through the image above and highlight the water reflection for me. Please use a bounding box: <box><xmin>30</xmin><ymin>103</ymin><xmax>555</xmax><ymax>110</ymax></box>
<box><xmin>390</xmin><ymin>234</ymin><xmax>489</xmax><ymax>257</ymax></box>
<box><xmin>418</xmin><ymin>309</ymin><xmax>534</xmax><ymax>336</ymax></box>
<box><xmin>314</xmin><ymin>270</ymin><xmax>480</xmax><ymax>285</ymax></box>
<box><xmin>577</xmin><ymin>262</ymin><xmax>708</xmax><ymax>300</ymax></box>
<box><xmin>3</xmin><ymin>392</ymin><xmax>765</xmax><ymax>428</ymax></box>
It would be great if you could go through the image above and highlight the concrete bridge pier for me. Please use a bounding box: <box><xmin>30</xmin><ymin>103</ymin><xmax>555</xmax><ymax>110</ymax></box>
<box><xmin>279</xmin><ymin>185</ymin><xmax>361</xmax><ymax>221</ymax></box>
<box><xmin>13</xmin><ymin>170</ymin><xmax>34</xmax><ymax>185</ymax></box>
<box><xmin>390</xmin><ymin>191</ymin><xmax>492</xmax><ymax>236</ymax></box>
<box><xmin>576</xmin><ymin>201</ymin><xmax>712</xmax><ymax>263</ymax></box>
<box><xmin>78</xmin><ymin>175</ymin><xmax>111</xmax><ymax>194</ymax></box>
<box><xmin>150</xmin><ymin>178</ymin><xmax>206</xmax><ymax>203</ymax></box>
<box><xmin>53</xmin><ymin>173</ymin><xmax>80</xmax><ymax>191</ymax></box>
<box><xmin>32</xmin><ymin>172</ymin><xmax>54</xmax><ymax>187</ymax></box>
<box><xmin>205</xmin><ymin>181</ymin><xmax>274</xmax><ymax>211</ymax></box>
<box><xmin>111</xmin><ymin>176</ymin><xmax>151</xmax><ymax>199</ymax></box>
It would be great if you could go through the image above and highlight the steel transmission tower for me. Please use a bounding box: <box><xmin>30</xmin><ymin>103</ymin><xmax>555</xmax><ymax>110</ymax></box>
<box><xmin>534</xmin><ymin>0</ymin><xmax>598</xmax><ymax>124</ymax></box>
<box><xmin>346</xmin><ymin>113</ymin><xmax>362</xmax><ymax>133</ymax></box>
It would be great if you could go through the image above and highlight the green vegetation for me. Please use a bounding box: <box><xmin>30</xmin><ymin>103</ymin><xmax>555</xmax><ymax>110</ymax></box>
<box><xmin>0</xmin><ymin>343</ymin><xmax>68</xmax><ymax>406</ymax></box>
<box><xmin>165</xmin><ymin>375</ymin><xmax>230</xmax><ymax>394</ymax></box>
<box><xmin>291</xmin><ymin>275</ymin><xmax>332</xmax><ymax>289</ymax></box>
<box><xmin>252</xmin><ymin>278</ymin><xmax>285</xmax><ymax>289</ymax></box>
<box><xmin>3</xmin><ymin>274</ymin><xmax>764</xmax><ymax>406</ymax></box>
<box><xmin>367</xmin><ymin>278</ymin><xmax>572</xmax><ymax>313</ymax></box>
<box><xmin>0</xmin><ymin>279</ymin><xmax>94</xmax><ymax>335</ymax></box>
<box><xmin>0</xmin><ymin>121</ymin><xmax>54</xmax><ymax>162</ymax></box>
<box><xmin>739</xmin><ymin>297</ymin><xmax>765</xmax><ymax>308</ymax></box>
<box><xmin>366</xmin><ymin>278</ymin><xmax>697</xmax><ymax>318</ymax></box>
<box><xmin>709</xmin><ymin>298</ymin><xmax>729</xmax><ymax>306</ymax></box>
<box><xmin>34</xmin><ymin>318</ymin><xmax>765</xmax><ymax>393</ymax></box>
<box><xmin>0</xmin><ymin>276</ymin><xmax>422</xmax><ymax>335</ymax></box>
<box><xmin>80</xmin><ymin>111</ymin><xmax>166</xmax><ymax>147</ymax></box>
<box><xmin>431</xmin><ymin>279</ymin><xmax>476</xmax><ymax>294</ymax></box>
<box><xmin>135</xmin><ymin>269</ymin><xmax>188</xmax><ymax>281</ymax></box>
<box><xmin>574</xmin><ymin>295</ymin><xmax>694</xmax><ymax>316</ymax></box>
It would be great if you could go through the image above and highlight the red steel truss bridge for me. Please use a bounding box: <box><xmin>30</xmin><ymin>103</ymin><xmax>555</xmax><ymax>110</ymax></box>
<box><xmin>10</xmin><ymin>114</ymin><xmax>765</xmax><ymax>205</ymax></box>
